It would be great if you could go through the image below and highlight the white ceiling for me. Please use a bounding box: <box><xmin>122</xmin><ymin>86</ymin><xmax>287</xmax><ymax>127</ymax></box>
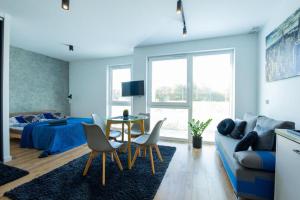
<box><xmin>0</xmin><ymin>0</ymin><xmax>282</xmax><ymax>61</ymax></box>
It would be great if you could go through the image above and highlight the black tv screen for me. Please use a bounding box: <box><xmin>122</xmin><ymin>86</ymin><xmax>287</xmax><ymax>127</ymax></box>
<box><xmin>122</xmin><ymin>80</ymin><xmax>144</xmax><ymax>96</ymax></box>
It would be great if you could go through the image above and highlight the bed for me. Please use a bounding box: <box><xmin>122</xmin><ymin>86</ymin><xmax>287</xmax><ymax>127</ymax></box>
<box><xmin>10</xmin><ymin>112</ymin><xmax>93</xmax><ymax>157</ymax></box>
<box><xmin>9</xmin><ymin>111</ymin><xmax>57</xmax><ymax>139</ymax></box>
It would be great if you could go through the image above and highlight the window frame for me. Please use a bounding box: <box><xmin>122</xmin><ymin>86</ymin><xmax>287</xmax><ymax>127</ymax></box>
<box><xmin>108</xmin><ymin>64</ymin><xmax>132</xmax><ymax>117</ymax></box>
<box><xmin>148</xmin><ymin>55</ymin><xmax>190</xmax><ymax>108</ymax></box>
<box><xmin>147</xmin><ymin>49</ymin><xmax>235</xmax><ymax>142</ymax></box>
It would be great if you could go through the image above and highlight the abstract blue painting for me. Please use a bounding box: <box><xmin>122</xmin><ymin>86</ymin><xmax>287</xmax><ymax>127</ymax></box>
<box><xmin>266</xmin><ymin>8</ymin><xmax>300</xmax><ymax>82</ymax></box>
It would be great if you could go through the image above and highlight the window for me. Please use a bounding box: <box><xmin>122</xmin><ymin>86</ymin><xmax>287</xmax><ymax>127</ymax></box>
<box><xmin>108</xmin><ymin>65</ymin><xmax>131</xmax><ymax>117</ymax></box>
<box><xmin>148</xmin><ymin>50</ymin><xmax>234</xmax><ymax>142</ymax></box>
<box><xmin>151</xmin><ymin>59</ymin><xmax>187</xmax><ymax>103</ymax></box>
<box><xmin>149</xmin><ymin>57</ymin><xmax>189</xmax><ymax>140</ymax></box>
<box><xmin>192</xmin><ymin>53</ymin><xmax>233</xmax><ymax>142</ymax></box>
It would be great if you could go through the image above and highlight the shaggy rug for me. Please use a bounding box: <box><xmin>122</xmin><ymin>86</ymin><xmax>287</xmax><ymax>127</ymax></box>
<box><xmin>5</xmin><ymin>145</ymin><xmax>176</xmax><ymax>200</ymax></box>
<box><xmin>0</xmin><ymin>163</ymin><xmax>29</xmax><ymax>186</ymax></box>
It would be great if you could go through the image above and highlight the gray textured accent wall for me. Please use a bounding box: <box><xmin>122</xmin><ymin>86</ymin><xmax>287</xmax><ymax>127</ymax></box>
<box><xmin>9</xmin><ymin>46</ymin><xmax>70</xmax><ymax>115</ymax></box>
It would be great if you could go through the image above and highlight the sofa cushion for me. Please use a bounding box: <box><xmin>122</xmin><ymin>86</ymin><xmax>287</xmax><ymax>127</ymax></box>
<box><xmin>215</xmin><ymin>132</ymin><xmax>275</xmax><ymax>200</ymax></box>
<box><xmin>230</xmin><ymin>120</ymin><xmax>247</xmax><ymax>139</ymax></box>
<box><xmin>217</xmin><ymin>118</ymin><xmax>235</xmax><ymax>136</ymax></box>
<box><xmin>233</xmin><ymin>151</ymin><xmax>276</xmax><ymax>172</ymax></box>
<box><xmin>235</xmin><ymin>131</ymin><xmax>258</xmax><ymax>152</ymax></box>
<box><xmin>252</xmin><ymin>116</ymin><xmax>295</xmax><ymax>151</ymax></box>
<box><xmin>243</xmin><ymin>113</ymin><xmax>258</xmax><ymax>134</ymax></box>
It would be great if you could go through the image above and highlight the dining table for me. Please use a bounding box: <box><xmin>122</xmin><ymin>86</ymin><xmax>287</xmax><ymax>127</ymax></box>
<box><xmin>105</xmin><ymin>115</ymin><xmax>148</xmax><ymax>169</ymax></box>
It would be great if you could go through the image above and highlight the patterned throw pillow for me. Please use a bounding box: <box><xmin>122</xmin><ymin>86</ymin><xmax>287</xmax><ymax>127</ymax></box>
<box><xmin>53</xmin><ymin>112</ymin><xmax>64</xmax><ymax>119</ymax></box>
<box><xmin>43</xmin><ymin>113</ymin><xmax>57</xmax><ymax>120</ymax></box>
<box><xmin>23</xmin><ymin>115</ymin><xmax>39</xmax><ymax>123</ymax></box>
<box><xmin>15</xmin><ymin>116</ymin><xmax>27</xmax><ymax>123</ymax></box>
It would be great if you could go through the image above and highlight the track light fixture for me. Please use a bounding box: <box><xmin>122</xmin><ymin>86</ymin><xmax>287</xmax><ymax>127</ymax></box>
<box><xmin>62</xmin><ymin>0</ymin><xmax>70</xmax><ymax>10</ymax></box>
<box><xmin>183</xmin><ymin>26</ymin><xmax>187</xmax><ymax>37</ymax></box>
<box><xmin>64</xmin><ymin>44</ymin><xmax>74</xmax><ymax>51</ymax></box>
<box><xmin>69</xmin><ymin>45</ymin><xmax>74</xmax><ymax>51</ymax></box>
<box><xmin>177</xmin><ymin>0</ymin><xmax>187</xmax><ymax>37</ymax></box>
<box><xmin>176</xmin><ymin>0</ymin><xmax>182</xmax><ymax>14</ymax></box>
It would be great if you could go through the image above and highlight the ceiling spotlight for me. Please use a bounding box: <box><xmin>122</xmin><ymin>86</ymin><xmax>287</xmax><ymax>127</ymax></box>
<box><xmin>64</xmin><ymin>44</ymin><xmax>74</xmax><ymax>51</ymax></box>
<box><xmin>62</xmin><ymin>0</ymin><xmax>70</xmax><ymax>10</ymax></box>
<box><xmin>69</xmin><ymin>45</ymin><xmax>74</xmax><ymax>51</ymax></box>
<box><xmin>183</xmin><ymin>26</ymin><xmax>187</xmax><ymax>37</ymax></box>
<box><xmin>176</xmin><ymin>0</ymin><xmax>182</xmax><ymax>14</ymax></box>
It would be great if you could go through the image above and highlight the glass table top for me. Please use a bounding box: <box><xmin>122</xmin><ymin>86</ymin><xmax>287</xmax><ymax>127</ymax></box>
<box><xmin>107</xmin><ymin>115</ymin><xmax>148</xmax><ymax>122</ymax></box>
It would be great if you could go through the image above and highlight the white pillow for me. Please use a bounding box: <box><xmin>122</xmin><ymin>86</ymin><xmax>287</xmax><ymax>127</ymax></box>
<box><xmin>9</xmin><ymin>117</ymin><xmax>19</xmax><ymax>127</ymax></box>
<box><xmin>13</xmin><ymin>123</ymin><xmax>28</xmax><ymax>127</ymax></box>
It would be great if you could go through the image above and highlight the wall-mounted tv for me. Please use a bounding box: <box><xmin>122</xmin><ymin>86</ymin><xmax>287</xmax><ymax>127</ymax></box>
<box><xmin>122</xmin><ymin>80</ymin><xmax>144</xmax><ymax>97</ymax></box>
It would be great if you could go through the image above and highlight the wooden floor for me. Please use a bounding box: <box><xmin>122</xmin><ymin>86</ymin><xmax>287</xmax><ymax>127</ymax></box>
<box><xmin>0</xmin><ymin>139</ymin><xmax>236</xmax><ymax>200</ymax></box>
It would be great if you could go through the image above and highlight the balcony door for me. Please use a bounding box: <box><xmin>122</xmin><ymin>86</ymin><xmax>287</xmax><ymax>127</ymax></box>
<box><xmin>148</xmin><ymin>50</ymin><xmax>234</xmax><ymax>142</ymax></box>
<box><xmin>192</xmin><ymin>52</ymin><xmax>234</xmax><ymax>142</ymax></box>
<box><xmin>148</xmin><ymin>57</ymin><xmax>189</xmax><ymax>140</ymax></box>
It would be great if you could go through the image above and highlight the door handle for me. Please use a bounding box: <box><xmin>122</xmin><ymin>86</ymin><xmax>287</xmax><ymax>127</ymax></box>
<box><xmin>293</xmin><ymin>149</ymin><xmax>300</xmax><ymax>155</ymax></box>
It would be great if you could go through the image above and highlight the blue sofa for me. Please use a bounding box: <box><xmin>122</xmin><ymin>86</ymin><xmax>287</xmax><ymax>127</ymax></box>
<box><xmin>215</xmin><ymin>114</ymin><xmax>295</xmax><ymax>200</ymax></box>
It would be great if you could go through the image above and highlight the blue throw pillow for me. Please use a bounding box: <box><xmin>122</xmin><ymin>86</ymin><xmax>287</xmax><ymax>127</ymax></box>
<box><xmin>15</xmin><ymin>116</ymin><xmax>27</xmax><ymax>123</ymax></box>
<box><xmin>235</xmin><ymin>131</ymin><xmax>258</xmax><ymax>152</ymax></box>
<box><xmin>43</xmin><ymin>113</ymin><xmax>57</xmax><ymax>119</ymax></box>
<box><xmin>217</xmin><ymin>118</ymin><xmax>235</xmax><ymax>135</ymax></box>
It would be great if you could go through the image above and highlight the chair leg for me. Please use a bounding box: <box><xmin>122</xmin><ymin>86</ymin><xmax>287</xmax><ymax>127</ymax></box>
<box><xmin>149</xmin><ymin>146</ymin><xmax>155</xmax><ymax>175</ymax></box>
<box><xmin>154</xmin><ymin>144</ymin><xmax>163</xmax><ymax>162</ymax></box>
<box><xmin>102</xmin><ymin>152</ymin><xmax>106</xmax><ymax>186</ymax></box>
<box><xmin>143</xmin><ymin>146</ymin><xmax>147</xmax><ymax>158</ymax></box>
<box><xmin>111</xmin><ymin>152</ymin><xmax>114</xmax><ymax>162</ymax></box>
<box><xmin>113</xmin><ymin>151</ymin><xmax>123</xmax><ymax>171</ymax></box>
<box><xmin>83</xmin><ymin>151</ymin><xmax>94</xmax><ymax>176</ymax></box>
<box><xmin>131</xmin><ymin>146</ymin><xmax>140</xmax><ymax>168</ymax></box>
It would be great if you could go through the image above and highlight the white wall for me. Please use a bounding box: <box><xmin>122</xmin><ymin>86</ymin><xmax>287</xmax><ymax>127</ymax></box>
<box><xmin>70</xmin><ymin>33</ymin><xmax>258</xmax><ymax>120</ymax></box>
<box><xmin>0</xmin><ymin>13</ymin><xmax>11</xmax><ymax>162</ymax></box>
<box><xmin>258</xmin><ymin>1</ymin><xmax>300</xmax><ymax>129</ymax></box>
<box><xmin>133</xmin><ymin>33</ymin><xmax>259</xmax><ymax>118</ymax></box>
<box><xmin>69</xmin><ymin>56</ymin><xmax>133</xmax><ymax>118</ymax></box>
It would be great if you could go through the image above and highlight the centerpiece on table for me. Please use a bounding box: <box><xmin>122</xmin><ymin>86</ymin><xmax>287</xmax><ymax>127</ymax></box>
<box><xmin>123</xmin><ymin>109</ymin><xmax>129</xmax><ymax>120</ymax></box>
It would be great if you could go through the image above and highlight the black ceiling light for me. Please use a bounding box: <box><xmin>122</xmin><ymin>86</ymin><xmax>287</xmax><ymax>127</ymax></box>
<box><xmin>176</xmin><ymin>0</ymin><xmax>182</xmax><ymax>14</ymax></box>
<box><xmin>62</xmin><ymin>0</ymin><xmax>70</xmax><ymax>10</ymax></box>
<box><xmin>69</xmin><ymin>45</ymin><xmax>74</xmax><ymax>51</ymax></box>
<box><xmin>177</xmin><ymin>0</ymin><xmax>187</xmax><ymax>37</ymax></box>
<box><xmin>183</xmin><ymin>26</ymin><xmax>187</xmax><ymax>37</ymax></box>
<box><xmin>64</xmin><ymin>44</ymin><xmax>74</xmax><ymax>51</ymax></box>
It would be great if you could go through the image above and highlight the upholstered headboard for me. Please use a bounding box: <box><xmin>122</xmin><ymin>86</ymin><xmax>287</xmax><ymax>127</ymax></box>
<box><xmin>9</xmin><ymin>110</ymin><xmax>56</xmax><ymax>117</ymax></box>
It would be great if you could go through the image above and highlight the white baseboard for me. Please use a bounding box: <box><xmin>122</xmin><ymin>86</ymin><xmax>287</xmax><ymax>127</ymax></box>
<box><xmin>3</xmin><ymin>155</ymin><xmax>12</xmax><ymax>163</ymax></box>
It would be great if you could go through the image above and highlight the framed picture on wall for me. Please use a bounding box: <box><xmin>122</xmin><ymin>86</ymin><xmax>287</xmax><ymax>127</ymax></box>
<box><xmin>266</xmin><ymin>8</ymin><xmax>300</xmax><ymax>82</ymax></box>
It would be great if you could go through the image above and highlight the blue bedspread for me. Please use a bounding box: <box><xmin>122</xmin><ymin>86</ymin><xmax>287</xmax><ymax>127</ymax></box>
<box><xmin>21</xmin><ymin>118</ymin><xmax>92</xmax><ymax>155</ymax></box>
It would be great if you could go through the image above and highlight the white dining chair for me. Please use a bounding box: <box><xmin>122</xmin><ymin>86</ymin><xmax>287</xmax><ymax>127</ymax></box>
<box><xmin>131</xmin><ymin>118</ymin><xmax>166</xmax><ymax>175</ymax></box>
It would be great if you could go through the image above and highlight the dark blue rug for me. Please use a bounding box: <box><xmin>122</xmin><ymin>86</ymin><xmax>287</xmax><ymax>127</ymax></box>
<box><xmin>5</xmin><ymin>145</ymin><xmax>176</xmax><ymax>200</ymax></box>
<box><xmin>0</xmin><ymin>163</ymin><xmax>29</xmax><ymax>186</ymax></box>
